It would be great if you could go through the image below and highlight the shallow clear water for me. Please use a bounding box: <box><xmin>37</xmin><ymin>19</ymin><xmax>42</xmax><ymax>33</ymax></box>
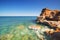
<box><xmin>0</xmin><ymin>16</ymin><xmax>50</xmax><ymax>40</ymax></box>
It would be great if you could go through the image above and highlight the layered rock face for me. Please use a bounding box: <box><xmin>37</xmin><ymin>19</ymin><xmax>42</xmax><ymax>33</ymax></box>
<box><xmin>37</xmin><ymin>8</ymin><xmax>60</xmax><ymax>28</ymax></box>
<box><xmin>37</xmin><ymin>8</ymin><xmax>60</xmax><ymax>40</ymax></box>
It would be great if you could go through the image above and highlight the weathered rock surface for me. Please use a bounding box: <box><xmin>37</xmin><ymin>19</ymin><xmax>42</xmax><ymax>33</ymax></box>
<box><xmin>37</xmin><ymin>8</ymin><xmax>60</xmax><ymax>28</ymax></box>
<box><xmin>37</xmin><ymin>8</ymin><xmax>60</xmax><ymax>40</ymax></box>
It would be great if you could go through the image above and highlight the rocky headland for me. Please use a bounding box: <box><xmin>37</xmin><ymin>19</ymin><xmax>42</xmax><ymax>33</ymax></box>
<box><xmin>37</xmin><ymin>8</ymin><xmax>60</xmax><ymax>40</ymax></box>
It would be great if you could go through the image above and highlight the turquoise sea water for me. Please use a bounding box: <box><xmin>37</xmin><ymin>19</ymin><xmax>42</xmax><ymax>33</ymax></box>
<box><xmin>0</xmin><ymin>16</ymin><xmax>50</xmax><ymax>40</ymax></box>
<box><xmin>0</xmin><ymin>16</ymin><xmax>36</xmax><ymax>34</ymax></box>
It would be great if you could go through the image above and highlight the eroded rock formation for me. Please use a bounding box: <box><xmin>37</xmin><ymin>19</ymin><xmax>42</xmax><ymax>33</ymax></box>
<box><xmin>37</xmin><ymin>8</ymin><xmax>60</xmax><ymax>28</ymax></box>
<box><xmin>37</xmin><ymin>8</ymin><xmax>60</xmax><ymax>40</ymax></box>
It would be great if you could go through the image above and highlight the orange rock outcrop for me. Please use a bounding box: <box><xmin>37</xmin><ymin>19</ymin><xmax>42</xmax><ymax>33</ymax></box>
<box><xmin>37</xmin><ymin>8</ymin><xmax>60</xmax><ymax>27</ymax></box>
<box><xmin>37</xmin><ymin>8</ymin><xmax>60</xmax><ymax>40</ymax></box>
